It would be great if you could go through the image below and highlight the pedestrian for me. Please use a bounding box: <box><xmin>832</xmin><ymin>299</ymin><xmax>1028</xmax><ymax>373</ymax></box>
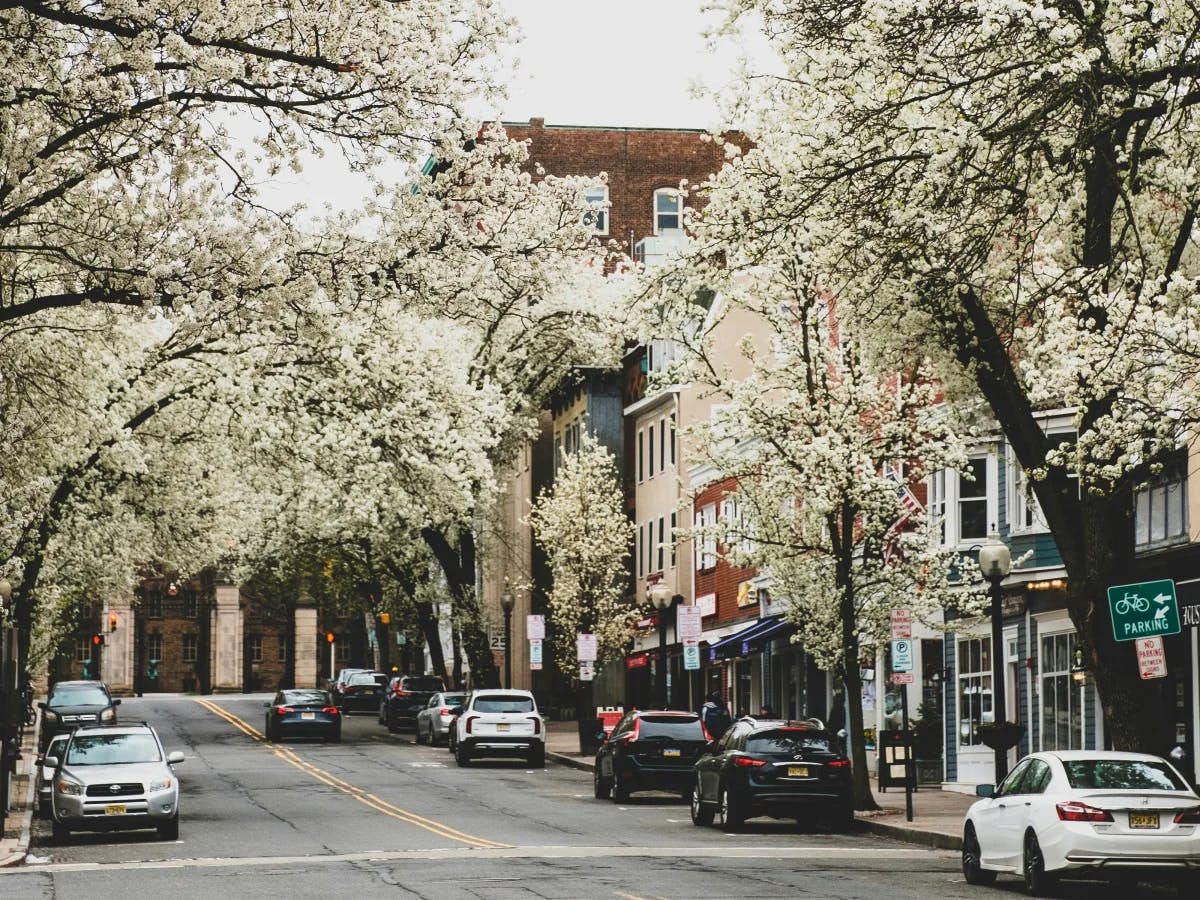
<box><xmin>701</xmin><ymin>690</ymin><xmax>732</xmax><ymax>740</ymax></box>
<box><xmin>758</xmin><ymin>703</ymin><xmax>774</xmax><ymax>718</ymax></box>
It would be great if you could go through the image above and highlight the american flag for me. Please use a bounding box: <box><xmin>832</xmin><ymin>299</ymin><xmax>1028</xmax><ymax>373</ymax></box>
<box><xmin>886</xmin><ymin>468</ymin><xmax>924</xmax><ymax>524</ymax></box>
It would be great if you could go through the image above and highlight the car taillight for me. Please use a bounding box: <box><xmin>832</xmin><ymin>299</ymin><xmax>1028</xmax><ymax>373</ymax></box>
<box><xmin>465</xmin><ymin>716</ymin><xmax>477</xmax><ymax>734</ymax></box>
<box><xmin>394</xmin><ymin>689</ymin><xmax>413</xmax><ymax>697</ymax></box>
<box><xmin>1175</xmin><ymin>808</ymin><xmax>1200</xmax><ymax>824</ymax></box>
<box><xmin>827</xmin><ymin>758</ymin><xmax>851</xmax><ymax>769</ymax></box>
<box><xmin>322</xmin><ymin>707</ymin><xmax>340</xmax><ymax>715</ymax></box>
<box><xmin>529</xmin><ymin>716</ymin><xmax>541</xmax><ymax>735</ymax></box>
<box><xmin>438</xmin><ymin>707</ymin><xmax>451</xmax><ymax>715</ymax></box>
<box><xmin>733</xmin><ymin>756</ymin><xmax>767</xmax><ymax>768</ymax></box>
<box><xmin>1056</xmin><ymin>801</ymin><xmax>1114</xmax><ymax>822</ymax></box>
<box><xmin>276</xmin><ymin>706</ymin><xmax>294</xmax><ymax>714</ymax></box>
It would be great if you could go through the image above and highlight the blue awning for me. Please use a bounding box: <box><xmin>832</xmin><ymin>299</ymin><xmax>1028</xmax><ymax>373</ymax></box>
<box><xmin>742</xmin><ymin>618</ymin><xmax>796</xmax><ymax>655</ymax></box>
<box><xmin>708</xmin><ymin>617</ymin><xmax>783</xmax><ymax>662</ymax></box>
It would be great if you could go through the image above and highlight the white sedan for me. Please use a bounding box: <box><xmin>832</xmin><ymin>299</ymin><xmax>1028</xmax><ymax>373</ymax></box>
<box><xmin>962</xmin><ymin>750</ymin><xmax>1200</xmax><ymax>895</ymax></box>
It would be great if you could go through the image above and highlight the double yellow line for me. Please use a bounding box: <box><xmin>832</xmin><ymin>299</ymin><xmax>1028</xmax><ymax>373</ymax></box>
<box><xmin>195</xmin><ymin>698</ymin><xmax>509</xmax><ymax>849</ymax></box>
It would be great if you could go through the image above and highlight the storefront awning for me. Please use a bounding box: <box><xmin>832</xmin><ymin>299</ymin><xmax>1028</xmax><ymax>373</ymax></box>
<box><xmin>742</xmin><ymin>618</ymin><xmax>796</xmax><ymax>655</ymax></box>
<box><xmin>708</xmin><ymin>616</ymin><xmax>782</xmax><ymax>662</ymax></box>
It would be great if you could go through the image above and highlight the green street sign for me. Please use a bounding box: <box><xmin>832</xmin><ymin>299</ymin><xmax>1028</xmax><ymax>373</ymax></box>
<box><xmin>1107</xmin><ymin>579</ymin><xmax>1181</xmax><ymax>642</ymax></box>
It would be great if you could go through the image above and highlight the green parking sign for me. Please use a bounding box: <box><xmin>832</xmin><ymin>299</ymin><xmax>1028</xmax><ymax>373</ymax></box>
<box><xmin>1107</xmin><ymin>579</ymin><xmax>1181</xmax><ymax>642</ymax></box>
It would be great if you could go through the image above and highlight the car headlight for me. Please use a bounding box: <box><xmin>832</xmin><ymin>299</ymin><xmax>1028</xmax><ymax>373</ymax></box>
<box><xmin>42</xmin><ymin>709</ymin><xmax>60</xmax><ymax>723</ymax></box>
<box><xmin>146</xmin><ymin>777</ymin><xmax>173</xmax><ymax>792</ymax></box>
<box><xmin>100</xmin><ymin>707</ymin><xmax>116</xmax><ymax>722</ymax></box>
<box><xmin>56</xmin><ymin>778</ymin><xmax>83</xmax><ymax>796</ymax></box>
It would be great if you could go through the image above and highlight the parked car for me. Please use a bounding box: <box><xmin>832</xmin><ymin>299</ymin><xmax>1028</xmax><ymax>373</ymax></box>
<box><xmin>415</xmin><ymin>692</ymin><xmax>467</xmax><ymax>746</ymax></box>
<box><xmin>330</xmin><ymin>668</ymin><xmax>371</xmax><ymax>705</ymax></box>
<box><xmin>453</xmin><ymin>689</ymin><xmax>544</xmax><ymax>767</ymax></box>
<box><xmin>594</xmin><ymin>710</ymin><xmax>710</xmax><ymax>802</ymax></box>
<box><xmin>47</xmin><ymin>722</ymin><xmax>184</xmax><ymax>842</ymax></box>
<box><xmin>382</xmin><ymin>675</ymin><xmax>447</xmax><ymax>733</ymax></box>
<box><xmin>338</xmin><ymin>671</ymin><xmax>388</xmax><ymax>714</ymax></box>
<box><xmin>962</xmin><ymin>750</ymin><xmax>1200</xmax><ymax>895</ymax></box>
<box><xmin>691</xmin><ymin>717</ymin><xmax>853</xmax><ymax>832</ymax></box>
<box><xmin>35</xmin><ymin>732</ymin><xmax>70</xmax><ymax>817</ymax></box>
<box><xmin>38</xmin><ymin>680</ymin><xmax>121</xmax><ymax>753</ymax></box>
<box><xmin>264</xmin><ymin>689</ymin><xmax>342</xmax><ymax>743</ymax></box>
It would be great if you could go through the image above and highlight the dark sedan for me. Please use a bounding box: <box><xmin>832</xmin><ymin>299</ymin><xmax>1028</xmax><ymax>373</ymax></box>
<box><xmin>264</xmin><ymin>689</ymin><xmax>341</xmax><ymax>742</ymax></box>
<box><xmin>691</xmin><ymin>717</ymin><xmax>853</xmax><ymax>831</ymax></box>
<box><xmin>382</xmin><ymin>675</ymin><xmax>446</xmax><ymax>732</ymax></box>
<box><xmin>594</xmin><ymin>710</ymin><xmax>710</xmax><ymax>802</ymax></box>
<box><xmin>38</xmin><ymin>680</ymin><xmax>121</xmax><ymax>753</ymax></box>
<box><xmin>338</xmin><ymin>671</ymin><xmax>387</xmax><ymax>714</ymax></box>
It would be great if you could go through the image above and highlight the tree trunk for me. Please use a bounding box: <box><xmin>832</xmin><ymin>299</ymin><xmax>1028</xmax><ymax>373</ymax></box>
<box><xmin>422</xmin><ymin>525</ymin><xmax>499</xmax><ymax>688</ymax></box>
<box><xmin>415</xmin><ymin>600</ymin><xmax>448</xmax><ymax>681</ymax></box>
<box><xmin>841</xmin><ymin>617</ymin><xmax>879</xmax><ymax>811</ymax></box>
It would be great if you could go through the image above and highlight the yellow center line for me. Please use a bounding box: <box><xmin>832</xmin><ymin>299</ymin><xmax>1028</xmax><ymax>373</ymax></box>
<box><xmin>194</xmin><ymin>698</ymin><xmax>510</xmax><ymax>849</ymax></box>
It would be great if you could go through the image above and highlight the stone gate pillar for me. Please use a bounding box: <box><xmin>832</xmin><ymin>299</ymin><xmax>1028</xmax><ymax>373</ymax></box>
<box><xmin>294</xmin><ymin>606</ymin><xmax>317</xmax><ymax>688</ymax></box>
<box><xmin>101</xmin><ymin>594</ymin><xmax>135</xmax><ymax>695</ymax></box>
<box><xmin>211</xmin><ymin>583</ymin><xmax>243</xmax><ymax>693</ymax></box>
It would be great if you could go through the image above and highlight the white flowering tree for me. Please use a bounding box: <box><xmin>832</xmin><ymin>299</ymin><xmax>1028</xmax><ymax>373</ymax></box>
<box><xmin>643</xmin><ymin>262</ymin><xmax>980</xmax><ymax>807</ymax></box>
<box><xmin>705</xmin><ymin>0</ymin><xmax>1200</xmax><ymax>752</ymax></box>
<box><xmin>528</xmin><ymin>434</ymin><xmax>636</xmax><ymax>678</ymax></box>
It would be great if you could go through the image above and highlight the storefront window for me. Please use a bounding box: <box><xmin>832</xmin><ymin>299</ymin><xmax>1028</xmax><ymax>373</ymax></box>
<box><xmin>958</xmin><ymin>636</ymin><xmax>992</xmax><ymax>746</ymax></box>
<box><xmin>1040</xmin><ymin>632</ymin><xmax>1082</xmax><ymax>750</ymax></box>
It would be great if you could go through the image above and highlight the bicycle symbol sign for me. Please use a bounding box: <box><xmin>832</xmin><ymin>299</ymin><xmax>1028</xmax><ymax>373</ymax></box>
<box><xmin>1107</xmin><ymin>579</ymin><xmax>1181</xmax><ymax>642</ymax></box>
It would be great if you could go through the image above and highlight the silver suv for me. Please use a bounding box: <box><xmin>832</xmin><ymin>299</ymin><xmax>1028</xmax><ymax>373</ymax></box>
<box><xmin>453</xmin><ymin>689</ymin><xmax>544</xmax><ymax>767</ymax></box>
<box><xmin>48</xmin><ymin>722</ymin><xmax>184</xmax><ymax>841</ymax></box>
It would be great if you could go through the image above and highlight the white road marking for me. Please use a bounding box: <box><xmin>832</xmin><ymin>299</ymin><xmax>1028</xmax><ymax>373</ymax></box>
<box><xmin>3</xmin><ymin>844</ymin><xmax>949</xmax><ymax>875</ymax></box>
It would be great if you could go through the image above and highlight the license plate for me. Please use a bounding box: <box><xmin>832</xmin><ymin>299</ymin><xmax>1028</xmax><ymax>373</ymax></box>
<box><xmin>1129</xmin><ymin>812</ymin><xmax>1159</xmax><ymax>829</ymax></box>
<box><xmin>365</xmin><ymin>689</ymin><xmax>377</xmax><ymax>694</ymax></box>
<box><xmin>788</xmin><ymin>766</ymin><xmax>809</xmax><ymax>777</ymax></box>
<box><xmin>302</xmin><ymin>712</ymin><xmax>315</xmax><ymax>720</ymax></box>
<box><xmin>104</xmin><ymin>804</ymin><xmax>126</xmax><ymax>816</ymax></box>
<box><xmin>496</xmin><ymin>723</ymin><xmax>510</xmax><ymax>732</ymax></box>
<box><xmin>662</xmin><ymin>748</ymin><xmax>681</xmax><ymax>758</ymax></box>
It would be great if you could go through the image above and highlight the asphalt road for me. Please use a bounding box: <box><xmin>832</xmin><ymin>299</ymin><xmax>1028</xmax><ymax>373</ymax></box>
<box><xmin>0</xmin><ymin>694</ymin><xmax>1142</xmax><ymax>899</ymax></box>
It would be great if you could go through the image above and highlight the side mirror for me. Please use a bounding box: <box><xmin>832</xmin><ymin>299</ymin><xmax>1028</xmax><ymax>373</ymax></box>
<box><xmin>263</xmin><ymin>701</ymin><xmax>271</xmax><ymax>708</ymax></box>
<box><xmin>44</xmin><ymin>756</ymin><xmax>59</xmax><ymax>768</ymax></box>
<box><xmin>976</xmin><ymin>783</ymin><xmax>995</xmax><ymax>798</ymax></box>
<box><xmin>167</xmin><ymin>751</ymin><xmax>185</xmax><ymax>765</ymax></box>
<box><xmin>37</xmin><ymin>701</ymin><xmax>46</xmax><ymax>710</ymax></box>
<box><xmin>112</xmin><ymin>698</ymin><xmax>122</xmax><ymax>706</ymax></box>
<box><xmin>595</xmin><ymin>731</ymin><xmax>607</xmax><ymax>743</ymax></box>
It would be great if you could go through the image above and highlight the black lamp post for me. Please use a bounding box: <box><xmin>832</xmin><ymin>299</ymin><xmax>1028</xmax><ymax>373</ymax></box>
<box><xmin>501</xmin><ymin>580</ymin><xmax>514</xmax><ymax>690</ymax></box>
<box><xmin>979</xmin><ymin>531</ymin><xmax>1012</xmax><ymax>785</ymax></box>
<box><xmin>649</xmin><ymin>583</ymin><xmax>672</xmax><ymax>708</ymax></box>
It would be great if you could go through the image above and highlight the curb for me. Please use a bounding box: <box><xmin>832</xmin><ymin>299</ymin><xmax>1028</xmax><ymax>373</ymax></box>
<box><xmin>856</xmin><ymin>817</ymin><xmax>962</xmax><ymax>851</ymax></box>
<box><xmin>546</xmin><ymin>751</ymin><xmax>594</xmax><ymax>772</ymax></box>
<box><xmin>0</xmin><ymin>719</ymin><xmax>39</xmax><ymax>868</ymax></box>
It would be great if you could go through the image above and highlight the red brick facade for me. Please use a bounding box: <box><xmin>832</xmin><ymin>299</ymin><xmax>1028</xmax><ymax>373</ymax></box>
<box><xmin>693</xmin><ymin>476</ymin><xmax>760</xmax><ymax>628</ymax></box>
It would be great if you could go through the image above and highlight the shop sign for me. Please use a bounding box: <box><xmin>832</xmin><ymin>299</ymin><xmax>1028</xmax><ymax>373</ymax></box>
<box><xmin>626</xmin><ymin>653</ymin><xmax>649</xmax><ymax>670</ymax></box>
<box><xmin>696</xmin><ymin>593</ymin><xmax>717</xmax><ymax>617</ymax></box>
<box><xmin>736</xmin><ymin>581</ymin><xmax>757</xmax><ymax>607</ymax></box>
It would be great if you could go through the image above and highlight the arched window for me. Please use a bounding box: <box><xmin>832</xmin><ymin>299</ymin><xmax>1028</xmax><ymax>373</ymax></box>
<box><xmin>654</xmin><ymin>188</ymin><xmax>682</xmax><ymax>233</ymax></box>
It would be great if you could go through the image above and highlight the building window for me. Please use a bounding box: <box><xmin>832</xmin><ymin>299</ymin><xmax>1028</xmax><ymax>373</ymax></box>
<box><xmin>648</xmin><ymin>423</ymin><xmax>656</xmax><ymax>477</ymax></box>
<box><xmin>583</xmin><ymin>186</ymin><xmax>609</xmax><ymax>234</ymax></box>
<box><xmin>657</xmin><ymin>516</ymin><xmax>665</xmax><ymax>572</ymax></box>
<box><xmin>1009</xmin><ymin>458</ymin><xmax>1048</xmax><ymax>534</ymax></box>
<box><xmin>669</xmin><ymin>412</ymin><xmax>676</xmax><ymax>465</ymax></box>
<box><xmin>957</xmin><ymin>636</ymin><xmax>993</xmax><ymax>746</ymax></box>
<box><xmin>1039</xmin><ymin>631</ymin><xmax>1082</xmax><ymax>751</ymax></box>
<box><xmin>670</xmin><ymin>511</ymin><xmax>677</xmax><ymax>568</ymax></box>
<box><xmin>182</xmin><ymin>590</ymin><xmax>197</xmax><ymax>618</ymax></box>
<box><xmin>182</xmin><ymin>634</ymin><xmax>198</xmax><ymax>663</ymax></box>
<box><xmin>336</xmin><ymin>640</ymin><xmax>349</xmax><ymax>662</ymax></box>
<box><xmin>1135</xmin><ymin>454</ymin><xmax>1188</xmax><ymax>550</ymax></box>
<box><xmin>696</xmin><ymin>503</ymin><xmax>717</xmax><ymax>570</ymax></box>
<box><xmin>278</xmin><ymin>638</ymin><xmax>288</xmax><ymax>662</ymax></box>
<box><xmin>147</xmin><ymin>632</ymin><xmax>163</xmax><ymax>661</ymax></box>
<box><xmin>958</xmin><ymin>457</ymin><xmax>989</xmax><ymax>541</ymax></box>
<box><xmin>144</xmin><ymin>590</ymin><xmax>162</xmax><ymax>618</ymax></box>
<box><xmin>251</xmin><ymin>635</ymin><xmax>264</xmax><ymax>663</ymax></box>
<box><xmin>654</xmin><ymin>188</ymin><xmax>682</xmax><ymax>233</ymax></box>
<box><xmin>638</xmin><ymin>523</ymin><xmax>645</xmax><ymax>578</ymax></box>
<box><xmin>659</xmin><ymin>416</ymin><xmax>666</xmax><ymax>472</ymax></box>
<box><xmin>75</xmin><ymin>638</ymin><xmax>91</xmax><ymax>662</ymax></box>
<box><xmin>929</xmin><ymin>455</ymin><xmax>997</xmax><ymax>547</ymax></box>
<box><xmin>638</xmin><ymin>430</ymin><xmax>645</xmax><ymax>482</ymax></box>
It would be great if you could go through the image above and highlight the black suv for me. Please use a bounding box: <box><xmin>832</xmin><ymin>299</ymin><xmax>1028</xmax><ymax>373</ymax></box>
<box><xmin>381</xmin><ymin>675</ymin><xmax>446</xmax><ymax>732</ymax></box>
<box><xmin>38</xmin><ymin>680</ymin><xmax>121</xmax><ymax>753</ymax></box>
<box><xmin>594</xmin><ymin>710</ymin><xmax>709</xmax><ymax>802</ymax></box>
<box><xmin>691</xmin><ymin>717</ymin><xmax>853</xmax><ymax>831</ymax></box>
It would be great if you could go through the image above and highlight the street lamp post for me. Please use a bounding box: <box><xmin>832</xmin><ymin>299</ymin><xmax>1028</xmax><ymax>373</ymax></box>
<box><xmin>979</xmin><ymin>532</ymin><xmax>1012</xmax><ymax>785</ymax></box>
<box><xmin>649</xmin><ymin>583</ymin><xmax>673</xmax><ymax>709</ymax></box>
<box><xmin>501</xmin><ymin>580</ymin><xmax>515</xmax><ymax>690</ymax></box>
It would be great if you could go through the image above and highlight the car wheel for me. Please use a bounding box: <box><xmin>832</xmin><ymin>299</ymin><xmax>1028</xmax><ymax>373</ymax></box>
<box><xmin>157</xmin><ymin>816</ymin><xmax>179</xmax><ymax>841</ymax></box>
<box><xmin>527</xmin><ymin>745</ymin><xmax>545</xmax><ymax>768</ymax></box>
<box><xmin>690</xmin><ymin>780</ymin><xmax>714</xmax><ymax>826</ymax></box>
<box><xmin>327</xmin><ymin>727</ymin><xmax>341</xmax><ymax>744</ymax></box>
<box><xmin>455</xmin><ymin>744</ymin><xmax>471</xmax><ymax>767</ymax></box>
<box><xmin>37</xmin><ymin>798</ymin><xmax>49</xmax><ymax>819</ymax></box>
<box><xmin>717</xmin><ymin>785</ymin><xmax>744</xmax><ymax>832</ymax></box>
<box><xmin>831</xmin><ymin>797</ymin><xmax>855</xmax><ymax>833</ymax></box>
<box><xmin>962</xmin><ymin>823</ymin><xmax>997</xmax><ymax>885</ymax></box>
<box><xmin>386</xmin><ymin>711</ymin><xmax>399</xmax><ymax>734</ymax></box>
<box><xmin>447</xmin><ymin>731</ymin><xmax>456</xmax><ymax>753</ymax></box>
<box><xmin>593</xmin><ymin>766</ymin><xmax>611</xmax><ymax>799</ymax></box>
<box><xmin>611</xmin><ymin>778</ymin><xmax>630</xmax><ymax>803</ymax></box>
<box><xmin>415</xmin><ymin>723</ymin><xmax>427</xmax><ymax>745</ymax></box>
<box><xmin>430</xmin><ymin>728</ymin><xmax>441</xmax><ymax>748</ymax></box>
<box><xmin>1023</xmin><ymin>831</ymin><xmax>1058</xmax><ymax>897</ymax></box>
<box><xmin>51</xmin><ymin>818</ymin><xmax>70</xmax><ymax>843</ymax></box>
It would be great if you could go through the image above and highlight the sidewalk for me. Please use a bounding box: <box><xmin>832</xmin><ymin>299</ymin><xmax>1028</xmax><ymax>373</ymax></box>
<box><xmin>0</xmin><ymin>715</ymin><xmax>38</xmax><ymax>867</ymax></box>
<box><xmin>544</xmin><ymin>720</ymin><xmax>971</xmax><ymax>850</ymax></box>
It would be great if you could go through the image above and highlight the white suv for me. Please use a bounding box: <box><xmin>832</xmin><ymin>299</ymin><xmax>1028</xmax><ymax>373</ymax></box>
<box><xmin>453</xmin><ymin>689</ymin><xmax>544</xmax><ymax>767</ymax></box>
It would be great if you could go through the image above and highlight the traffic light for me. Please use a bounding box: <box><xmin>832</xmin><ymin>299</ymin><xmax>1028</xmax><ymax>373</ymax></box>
<box><xmin>108</xmin><ymin>610</ymin><xmax>119</xmax><ymax>632</ymax></box>
<box><xmin>91</xmin><ymin>633</ymin><xmax>105</xmax><ymax>648</ymax></box>
<box><xmin>325</xmin><ymin>631</ymin><xmax>336</xmax><ymax>644</ymax></box>
<box><xmin>380</xmin><ymin>612</ymin><xmax>390</xmax><ymax>625</ymax></box>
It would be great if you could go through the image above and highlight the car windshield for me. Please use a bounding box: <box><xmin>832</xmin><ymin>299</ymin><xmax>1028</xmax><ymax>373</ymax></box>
<box><xmin>44</xmin><ymin>736</ymin><xmax>69</xmax><ymax>759</ymax></box>
<box><xmin>405</xmin><ymin>678</ymin><xmax>446</xmax><ymax>692</ymax></box>
<box><xmin>347</xmin><ymin>673</ymin><xmax>380</xmax><ymax>686</ymax></box>
<box><xmin>746</xmin><ymin>730</ymin><xmax>839</xmax><ymax>755</ymax></box>
<box><xmin>441</xmin><ymin>694</ymin><xmax>465</xmax><ymax>707</ymax></box>
<box><xmin>473</xmin><ymin>695</ymin><xmax>534</xmax><ymax>713</ymax></box>
<box><xmin>283</xmin><ymin>690</ymin><xmax>330</xmax><ymax>705</ymax></box>
<box><xmin>1063</xmin><ymin>759</ymin><xmax>1189</xmax><ymax>791</ymax></box>
<box><xmin>637</xmin><ymin>715</ymin><xmax>705</xmax><ymax>740</ymax></box>
<box><xmin>48</xmin><ymin>686</ymin><xmax>110</xmax><ymax>708</ymax></box>
<box><xmin>66</xmin><ymin>733</ymin><xmax>161</xmax><ymax>765</ymax></box>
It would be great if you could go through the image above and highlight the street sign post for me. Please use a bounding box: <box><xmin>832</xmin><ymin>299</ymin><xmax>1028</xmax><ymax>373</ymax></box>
<box><xmin>529</xmin><ymin>638</ymin><xmax>543</xmax><ymax>671</ymax></box>
<box><xmin>682</xmin><ymin>637</ymin><xmax>700</xmax><ymax>670</ymax></box>
<box><xmin>1135</xmin><ymin>636</ymin><xmax>1168</xmax><ymax>679</ymax></box>
<box><xmin>526</xmin><ymin>615</ymin><xmax>545</xmax><ymax>641</ymax></box>
<box><xmin>577</xmin><ymin>633</ymin><xmax>597</xmax><ymax>663</ymax></box>
<box><xmin>890</xmin><ymin>608</ymin><xmax>912</xmax><ymax>640</ymax></box>
<box><xmin>579</xmin><ymin>662</ymin><xmax>594</xmax><ymax>681</ymax></box>
<box><xmin>677</xmin><ymin>605</ymin><xmax>702</xmax><ymax>640</ymax></box>
<box><xmin>891</xmin><ymin>639</ymin><xmax>914</xmax><ymax>672</ymax></box>
<box><xmin>1107</xmin><ymin>579</ymin><xmax>1181</xmax><ymax>641</ymax></box>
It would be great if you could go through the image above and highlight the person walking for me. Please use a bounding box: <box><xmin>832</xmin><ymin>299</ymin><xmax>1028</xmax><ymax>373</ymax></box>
<box><xmin>701</xmin><ymin>690</ymin><xmax>732</xmax><ymax>740</ymax></box>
